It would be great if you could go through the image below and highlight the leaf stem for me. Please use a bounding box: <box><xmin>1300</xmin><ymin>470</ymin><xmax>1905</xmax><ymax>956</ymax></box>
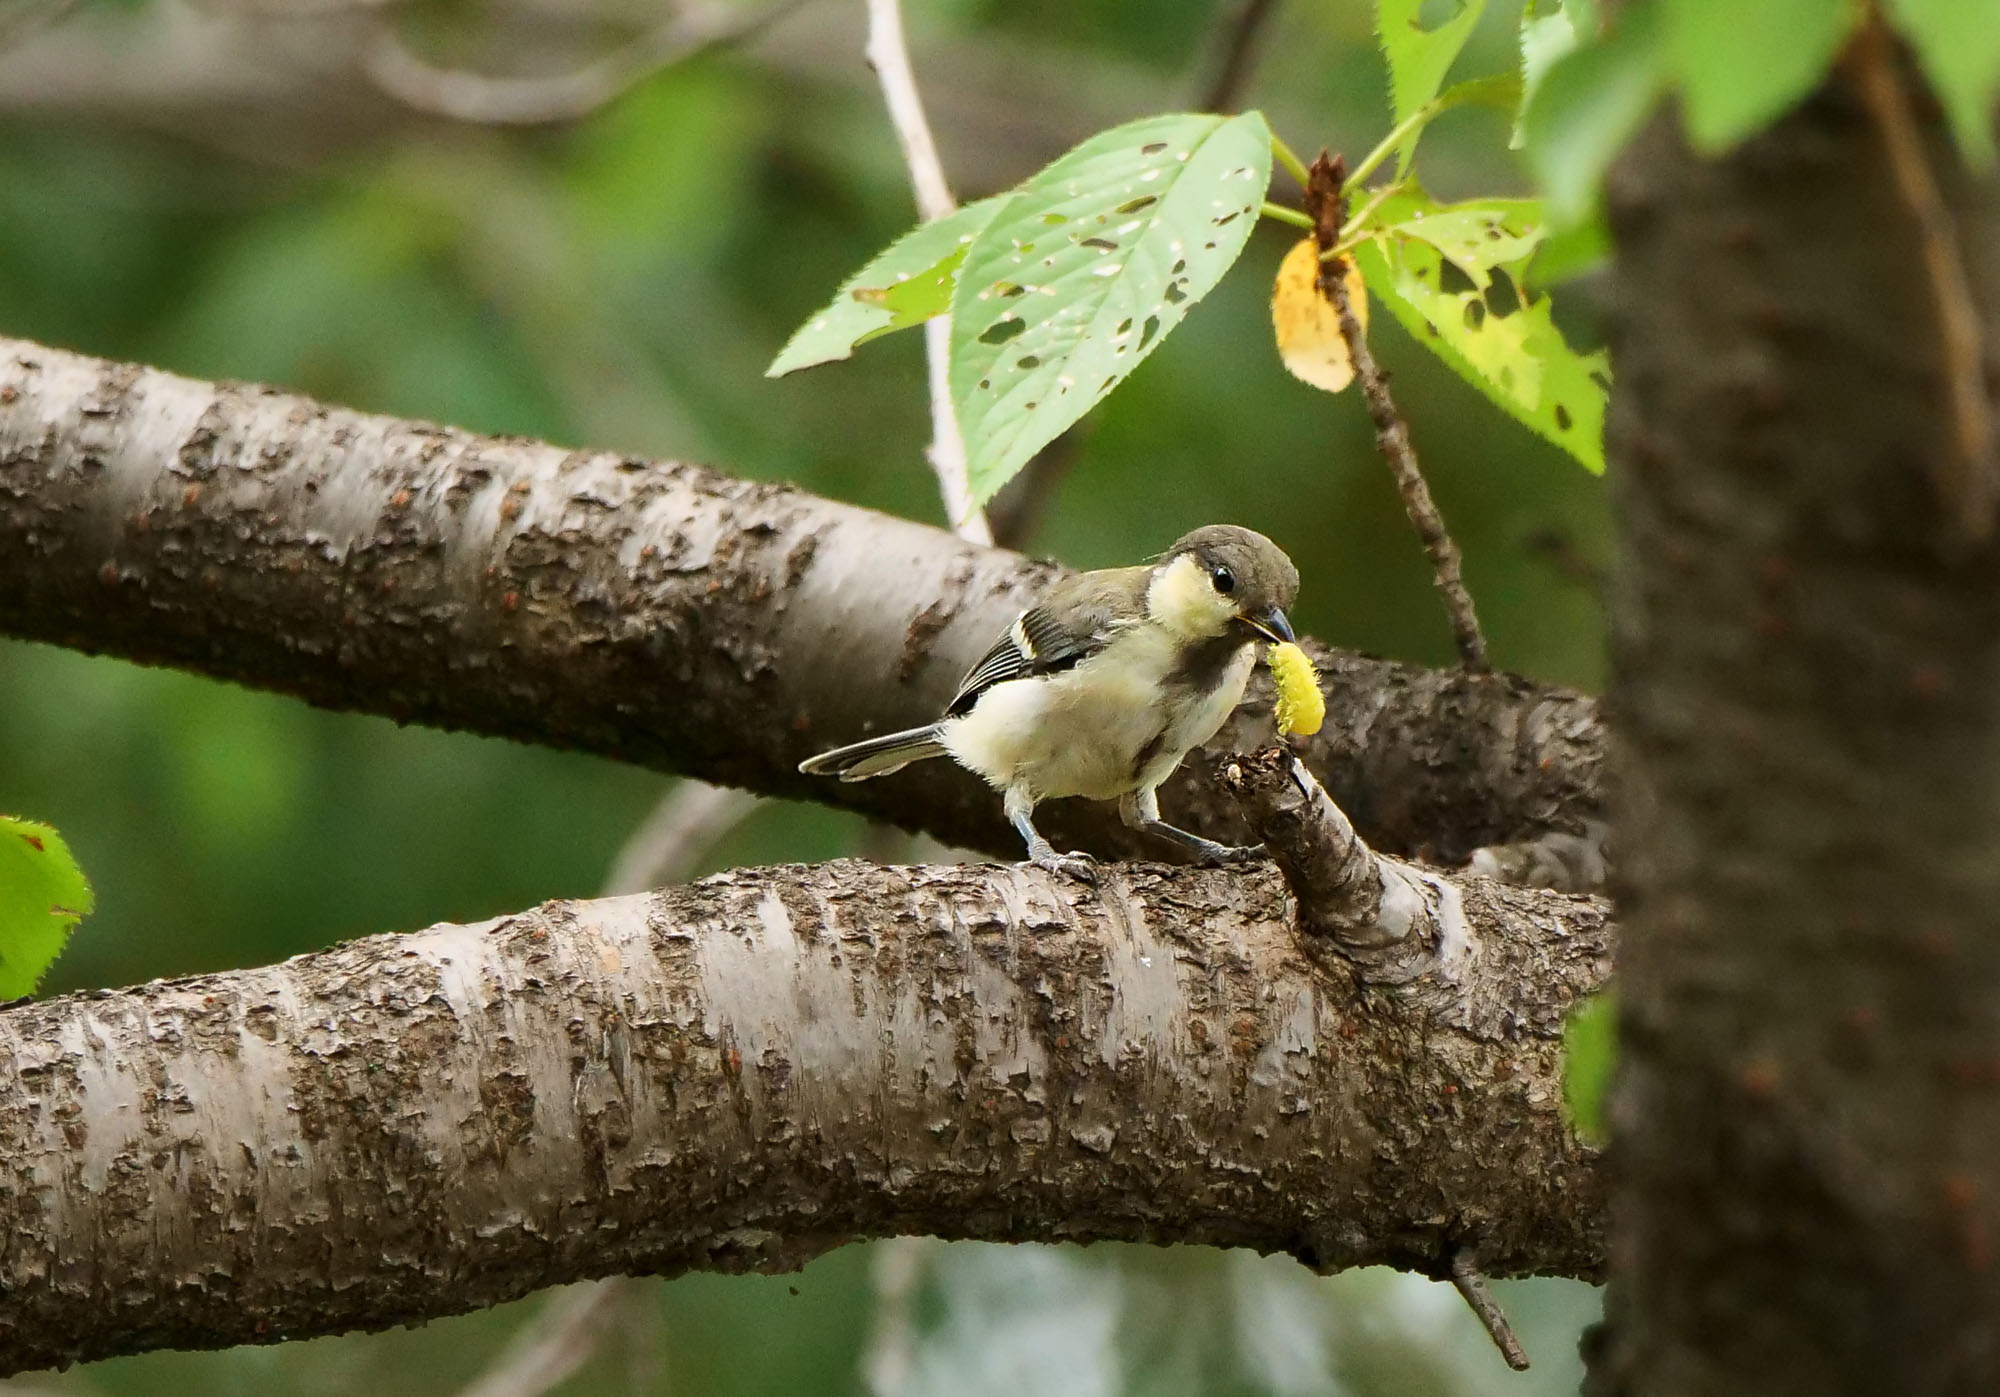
<box><xmin>1269</xmin><ymin>134</ymin><xmax>1313</xmax><ymax>189</ymax></box>
<box><xmin>1324</xmin><ymin>180</ymin><xmax>1408</xmax><ymax>258</ymax></box>
<box><xmin>1305</xmin><ymin>154</ymin><xmax>1489</xmax><ymax>672</ymax></box>
<box><xmin>863</xmin><ymin>0</ymin><xmax>992</xmax><ymax>545</ymax></box>
<box><xmin>1345</xmin><ymin>105</ymin><xmax>1432</xmax><ymax>190</ymax></box>
<box><xmin>1261</xmin><ymin>201</ymin><xmax>1315</xmax><ymax>230</ymax></box>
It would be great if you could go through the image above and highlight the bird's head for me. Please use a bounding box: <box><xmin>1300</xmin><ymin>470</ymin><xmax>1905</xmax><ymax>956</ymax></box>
<box><xmin>1146</xmin><ymin>524</ymin><xmax>1300</xmax><ymax>645</ymax></box>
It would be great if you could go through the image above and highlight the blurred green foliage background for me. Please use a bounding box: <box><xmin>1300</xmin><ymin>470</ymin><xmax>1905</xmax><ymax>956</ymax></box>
<box><xmin>0</xmin><ymin>0</ymin><xmax>1605</xmax><ymax>1390</ymax></box>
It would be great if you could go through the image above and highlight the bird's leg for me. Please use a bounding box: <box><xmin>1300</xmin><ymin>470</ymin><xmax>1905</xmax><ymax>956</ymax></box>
<box><xmin>1118</xmin><ymin>788</ymin><xmax>1264</xmax><ymax>866</ymax></box>
<box><xmin>1006</xmin><ymin>789</ymin><xmax>1097</xmax><ymax>881</ymax></box>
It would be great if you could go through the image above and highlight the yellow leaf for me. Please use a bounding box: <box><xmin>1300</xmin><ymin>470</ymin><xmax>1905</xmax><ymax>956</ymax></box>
<box><xmin>1268</xmin><ymin>641</ymin><xmax>1325</xmax><ymax>738</ymax></box>
<box><xmin>1271</xmin><ymin>239</ymin><xmax>1368</xmax><ymax>393</ymax></box>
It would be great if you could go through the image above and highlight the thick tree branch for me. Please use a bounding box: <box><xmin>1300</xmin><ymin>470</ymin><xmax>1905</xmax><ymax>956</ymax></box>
<box><xmin>0</xmin><ymin>335</ymin><xmax>1601</xmax><ymax>864</ymax></box>
<box><xmin>0</xmin><ymin>854</ymin><xmax>1608</xmax><ymax>1375</ymax></box>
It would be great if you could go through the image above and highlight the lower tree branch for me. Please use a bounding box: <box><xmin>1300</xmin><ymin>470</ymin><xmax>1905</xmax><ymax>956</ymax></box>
<box><xmin>0</xmin><ymin>856</ymin><xmax>1609</xmax><ymax>1375</ymax></box>
<box><xmin>0</xmin><ymin>335</ymin><xmax>1601</xmax><ymax>865</ymax></box>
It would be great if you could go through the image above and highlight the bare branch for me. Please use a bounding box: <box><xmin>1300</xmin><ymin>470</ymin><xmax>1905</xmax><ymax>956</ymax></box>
<box><xmin>863</xmin><ymin>1236</ymin><xmax>928</xmax><ymax>1397</ymax></box>
<box><xmin>864</xmin><ymin>0</ymin><xmax>991</xmax><ymax>545</ymax></box>
<box><xmin>0</xmin><ymin>334</ymin><xmax>1603</xmax><ymax>865</ymax></box>
<box><xmin>1305</xmin><ymin>153</ymin><xmax>1488</xmax><ymax>672</ymax></box>
<box><xmin>364</xmin><ymin>0</ymin><xmax>810</xmax><ymax>126</ymax></box>
<box><xmin>0</xmin><ymin>855</ymin><xmax>1609</xmax><ymax>1375</ymax></box>
<box><xmin>602</xmin><ymin>780</ymin><xmax>761</xmax><ymax>895</ymax></box>
<box><xmin>1196</xmin><ymin>0</ymin><xmax>1280</xmax><ymax>115</ymax></box>
<box><xmin>457</xmin><ymin>1281</ymin><xmax>626</xmax><ymax>1397</ymax></box>
<box><xmin>0</xmin><ymin>0</ymin><xmax>77</xmax><ymax>49</ymax></box>
<box><xmin>1450</xmin><ymin>1249</ymin><xmax>1531</xmax><ymax>1372</ymax></box>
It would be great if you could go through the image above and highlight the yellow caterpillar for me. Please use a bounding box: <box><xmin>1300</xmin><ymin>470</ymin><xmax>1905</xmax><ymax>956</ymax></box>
<box><xmin>1267</xmin><ymin>640</ymin><xmax>1324</xmax><ymax>738</ymax></box>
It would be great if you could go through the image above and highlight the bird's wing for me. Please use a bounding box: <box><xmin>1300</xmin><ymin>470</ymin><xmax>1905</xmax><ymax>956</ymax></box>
<box><xmin>944</xmin><ymin>569</ymin><xmax>1144</xmax><ymax>718</ymax></box>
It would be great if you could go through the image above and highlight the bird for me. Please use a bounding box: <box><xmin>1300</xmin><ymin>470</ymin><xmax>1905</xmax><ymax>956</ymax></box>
<box><xmin>798</xmin><ymin>524</ymin><xmax>1300</xmax><ymax>877</ymax></box>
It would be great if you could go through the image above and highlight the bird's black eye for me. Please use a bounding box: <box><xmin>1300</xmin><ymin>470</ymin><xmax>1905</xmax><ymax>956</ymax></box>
<box><xmin>1211</xmin><ymin>566</ymin><xmax>1236</xmax><ymax>595</ymax></box>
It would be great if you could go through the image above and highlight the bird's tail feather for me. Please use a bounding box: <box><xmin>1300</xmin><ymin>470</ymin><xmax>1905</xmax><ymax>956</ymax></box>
<box><xmin>798</xmin><ymin>725</ymin><xmax>947</xmax><ymax>782</ymax></box>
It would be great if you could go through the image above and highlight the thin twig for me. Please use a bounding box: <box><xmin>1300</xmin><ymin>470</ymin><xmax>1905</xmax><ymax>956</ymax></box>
<box><xmin>1305</xmin><ymin>152</ymin><xmax>1488</xmax><ymax>671</ymax></box>
<box><xmin>365</xmin><ymin>0</ymin><xmax>808</xmax><ymax>126</ymax></box>
<box><xmin>864</xmin><ymin>0</ymin><xmax>992</xmax><ymax>545</ymax></box>
<box><xmin>603</xmin><ymin>779</ymin><xmax>761</xmax><ymax>894</ymax></box>
<box><xmin>0</xmin><ymin>0</ymin><xmax>77</xmax><ymax>48</ymax></box>
<box><xmin>862</xmin><ymin>1236</ymin><xmax>929</xmax><ymax>1397</ymax></box>
<box><xmin>1197</xmin><ymin>0</ymin><xmax>1281</xmax><ymax>114</ymax></box>
<box><xmin>1850</xmin><ymin>10</ymin><xmax>1995</xmax><ymax>542</ymax></box>
<box><xmin>456</xmin><ymin>1280</ymin><xmax>626</xmax><ymax>1397</ymax></box>
<box><xmin>1449</xmin><ymin>1248</ymin><xmax>1531</xmax><ymax>1371</ymax></box>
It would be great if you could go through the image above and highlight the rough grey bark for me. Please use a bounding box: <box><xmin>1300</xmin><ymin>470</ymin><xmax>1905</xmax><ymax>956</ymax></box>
<box><xmin>0</xmin><ymin>335</ymin><xmax>1602</xmax><ymax>867</ymax></box>
<box><xmin>0</xmin><ymin>854</ymin><xmax>1610</xmax><ymax>1375</ymax></box>
<box><xmin>1602</xmin><ymin>86</ymin><xmax>2000</xmax><ymax>1395</ymax></box>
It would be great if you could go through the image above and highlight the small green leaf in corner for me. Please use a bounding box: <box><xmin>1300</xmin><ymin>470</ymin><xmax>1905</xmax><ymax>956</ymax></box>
<box><xmin>767</xmin><ymin>195</ymin><xmax>1007</xmax><ymax>378</ymax></box>
<box><xmin>0</xmin><ymin>815</ymin><xmax>94</xmax><ymax>998</ymax></box>
<box><xmin>1562</xmin><ymin>990</ymin><xmax>1617</xmax><ymax>1145</ymax></box>
<box><xmin>1884</xmin><ymin>0</ymin><xmax>2000</xmax><ymax>168</ymax></box>
<box><xmin>1662</xmin><ymin>0</ymin><xmax>1857</xmax><ymax>154</ymax></box>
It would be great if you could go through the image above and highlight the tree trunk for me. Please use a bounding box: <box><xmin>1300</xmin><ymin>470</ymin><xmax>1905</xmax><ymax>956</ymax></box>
<box><xmin>1604</xmin><ymin>75</ymin><xmax>2000</xmax><ymax>1394</ymax></box>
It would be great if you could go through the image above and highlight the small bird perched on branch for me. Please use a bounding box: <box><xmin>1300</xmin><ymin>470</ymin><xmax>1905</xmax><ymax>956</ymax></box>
<box><xmin>799</xmin><ymin>524</ymin><xmax>1300</xmax><ymax>877</ymax></box>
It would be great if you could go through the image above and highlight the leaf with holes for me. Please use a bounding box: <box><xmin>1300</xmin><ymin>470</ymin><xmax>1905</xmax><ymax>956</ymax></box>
<box><xmin>950</xmin><ymin>111</ymin><xmax>1272</xmax><ymax>502</ymax></box>
<box><xmin>766</xmin><ymin>195</ymin><xmax>1006</xmax><ymax>377</ymax></box>
<box><xmin>1376</xmin><ymin>190</ymin><xmax>1549</xmax><ymax>277</ymax></box>
<box><xmin>1355</xmin><ymin>233</ymin><xmax>1609</xmax><ymax>473</ymax></box>
<box><xmin>0</xmin><ymin>816</ymin><xmax>92</xmax><ymax>998</ymax></box>
<box><xmin>1377</xmin><ymin>0</ymin><xmax>1488</xmax><ymax>167</ymax></box>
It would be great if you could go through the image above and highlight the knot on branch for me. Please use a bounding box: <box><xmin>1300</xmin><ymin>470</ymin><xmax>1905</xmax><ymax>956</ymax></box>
<box><xmin>1224</xmin><ymin>746</ymin><xmax>1472</xmax><ymax>988</ymax></box>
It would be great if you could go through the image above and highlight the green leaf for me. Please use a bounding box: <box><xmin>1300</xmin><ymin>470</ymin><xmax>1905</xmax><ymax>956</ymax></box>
<box><xmin>1351</xmin><ymin>73</ymin><xmax>1525</xmax><ymax>188</ymax></box>
<box><xmin>1664</xmin><ymin>0</ymin><xmax>1858</xmax><ymax>152</ymax></box>
<box><xmin>1355</xmin><ymin>232</ymin><xmax>1609</xmax><ymax>473</ymax></box>
<box><xmin>950</xmin><ymin>111</ymin><xmax>1272</xmax><ymax>502</ymax></box>
<box><xmin>0</xmin><ymin>816</ymin><xmax>92</xmax><ymax>998</ymax></box>
<box><xmin>1562</xmin><ymin>990</ymin><xmax>1617</xmax><ymax>1145</ymax></box>
<box><xmin>1380</xmin><ymin>194</ymin><xmax>1549</xmax><ymax>275</ymax></box>
<box><xmin>766</xmin><ymin>196</ymin><xmax>1006</xmax><ymax>377</ymax></box>
<box><xmin>1524</xmin><ymin>214</ymin><xmax>1611</xmax><ymax>287</ymax></box>
<box><xmin>1377</xmin><ymin>0</ymin><xmax>1490</xmax><ymax>134</ymax></box>
<box><xmin>1886</xmin><ymin>0</ymin><xmax>2000</xmax><ymax>166</ymax></box>
<box><xmin>1513</xmin><ymin>0</ymin><xmax>1595</xmax><ymax>147</ymax></box>
<box><xmin>1519</xmin><ymin>1</ymin><xmax>1667</xmax><ymax>226</ymax></box>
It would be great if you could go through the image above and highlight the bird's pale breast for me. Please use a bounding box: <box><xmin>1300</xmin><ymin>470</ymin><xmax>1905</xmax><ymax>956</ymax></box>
<box><xmin>939</xmin><ymin>625</ymin><xmax>1254</xmax><ymax>802</ymax></box>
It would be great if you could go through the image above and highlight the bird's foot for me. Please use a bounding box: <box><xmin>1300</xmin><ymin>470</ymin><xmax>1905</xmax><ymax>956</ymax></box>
<box><xmin>1029</xmin><ymin>848</ymin><xmax>1100</xmax><ymax>882</ymax></box>
<box><xmin>1202</xmin><ymin>840</ymin><xmax>1267</xmax><ymax>866</ymax></box>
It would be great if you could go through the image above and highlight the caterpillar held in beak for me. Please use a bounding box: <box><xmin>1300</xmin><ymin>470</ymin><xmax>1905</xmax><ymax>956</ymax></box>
<box><xmin>1267</xmin><ymin>641</ymin><xmax>1324</xmax><ymax>738</ymax></box>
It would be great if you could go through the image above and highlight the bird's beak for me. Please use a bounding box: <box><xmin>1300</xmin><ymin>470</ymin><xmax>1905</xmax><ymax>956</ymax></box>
<box><xmin>1237</xmin><ymin>606</ymin><xmax>1295</xmax><ymax>645</ymax></box>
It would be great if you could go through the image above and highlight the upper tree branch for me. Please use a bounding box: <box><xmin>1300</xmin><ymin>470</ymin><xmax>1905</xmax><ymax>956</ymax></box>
<box><xmin>0</xmin><ymin>852</ymin><xmax>1609</xmax><ymax>1375</ymax></box>
<box><xmin>0</xmin><ymin>335</ymin><xmax>1602</xmax><ymax>864</ymax></box>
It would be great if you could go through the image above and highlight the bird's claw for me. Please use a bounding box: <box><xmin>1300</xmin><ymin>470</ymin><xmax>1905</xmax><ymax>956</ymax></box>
<box><xmin>1207</xmin><ymin>841</ymin><xmax>1267</xmax><ymax>866</ymax></box>
<box><xmin>1030</xmin><ymin>849</ymin><xmax>1100</xmax><ymax>882</ymax></box>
